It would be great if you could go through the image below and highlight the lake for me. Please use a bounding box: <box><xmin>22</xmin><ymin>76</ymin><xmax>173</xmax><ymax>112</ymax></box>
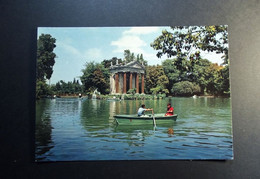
<box><xmin>35</xmin><ymin>97</ymin><xmax>233</xmax><ymax>161</ymax></box>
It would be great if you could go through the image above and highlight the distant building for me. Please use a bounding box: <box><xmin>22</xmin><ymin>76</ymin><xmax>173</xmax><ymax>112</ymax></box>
<box><xmin>109</xmin><ymin>60</ymin><xmax>145</xmax><ymax>94</ymax></box>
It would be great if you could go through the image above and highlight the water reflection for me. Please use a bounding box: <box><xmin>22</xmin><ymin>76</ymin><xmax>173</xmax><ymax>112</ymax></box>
<box><xmin>36</xmin><ymin>97</ymin><xmax>233</xmax><ymax>161</ymax></box>
<box><xmin>35</xmin><ymin>99</ymin><xmax>53</xmax><ymax>160</ymax></box>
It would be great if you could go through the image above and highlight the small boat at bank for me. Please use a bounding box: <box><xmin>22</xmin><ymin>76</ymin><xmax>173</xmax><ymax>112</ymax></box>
<box><xmin>114</xmin><ymin>113</ymin><xmax>178</xmax><ymax>125</ymax></box>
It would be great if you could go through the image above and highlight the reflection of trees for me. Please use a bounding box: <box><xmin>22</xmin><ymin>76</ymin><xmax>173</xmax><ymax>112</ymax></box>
<box><xmin>35</xmin><ymin>99</ymin><xmax>53</xmax><ymax>160</ymax></box>
<box><xmin>81</xmin><ymin>100</ymin><xmax>110</xmax><ymax>132</ymax></box>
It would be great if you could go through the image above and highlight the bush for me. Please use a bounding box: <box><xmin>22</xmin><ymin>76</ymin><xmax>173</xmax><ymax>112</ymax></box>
<box><xmin>36</xmin><ymin>80</ymin><xmax>53</xmax><ymax>99</ymax></box>
<box><xmin>172</xmin><ymin>81</ymin><xmax>201</xmax><ymax>96</ymax></box>
<box><xmin>127</xmin><ymin>88</ymin><xmax>136</xmax><ymax>95</ymax></box>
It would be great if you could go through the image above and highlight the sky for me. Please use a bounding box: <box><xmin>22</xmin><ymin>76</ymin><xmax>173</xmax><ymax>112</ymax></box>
<box><xmin>37</xmin><ymin>26</ymin><xmax>225</xmax><ymax>84</ymax></box>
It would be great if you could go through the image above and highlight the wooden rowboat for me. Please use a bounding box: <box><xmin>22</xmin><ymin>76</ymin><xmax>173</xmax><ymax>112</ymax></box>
<box><xmin>114</xmin><ymin>113</ymin><xmax>178</xmax><ymax>125</ymax></box>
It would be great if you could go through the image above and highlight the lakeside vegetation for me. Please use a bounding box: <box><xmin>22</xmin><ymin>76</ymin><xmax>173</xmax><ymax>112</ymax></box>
<box><xmin>36</xmin><ymin>25</ymin><xmax>230</xmax><ymax>99</ymax></box>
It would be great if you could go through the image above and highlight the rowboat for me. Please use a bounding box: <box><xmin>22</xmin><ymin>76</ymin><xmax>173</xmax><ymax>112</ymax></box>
<box><xmin>114</xmin><ymin>113</ymin><xmax>178</xmax><ymax>125</ymax></box>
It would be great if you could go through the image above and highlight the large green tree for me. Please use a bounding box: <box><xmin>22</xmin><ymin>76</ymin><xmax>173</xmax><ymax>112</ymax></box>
<box><xmin>204</xmin><ymin>64</ymin><xmax>230</xmax><ymax>96</ymax></box>
<box><xmin>123</xmin><ymin>49</ymin><xmax>148</xmax><ymax>66</ymax></box>
<box><xmin>145</xmin><ymin>65</ymin><xmax>169</xmax><ymax>94</ymax></box>
<box><xmin>36</xmin><ymin>34</ymin><xmax>57</xmax><ymax>98</ymax></box>
<box><xmin>80</xmin><ymin>62</ymin><xmax>110</xmax><ymax>94</ymax></box>
<box><xmin>37</xmin><ymin>34</ymin><xmax>57</xmax><ymax>81</ymax></box>
<box><xmin>151</xmin><ymin>25</ymin><xmax>229</xmax><ymax>66</ymax></box>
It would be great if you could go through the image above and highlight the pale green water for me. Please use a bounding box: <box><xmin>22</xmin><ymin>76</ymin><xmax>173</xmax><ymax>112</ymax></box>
<box><xmin>35</xmin><ymin>97</ymin><xmax>233</xmax><ymax>161</ymax></box>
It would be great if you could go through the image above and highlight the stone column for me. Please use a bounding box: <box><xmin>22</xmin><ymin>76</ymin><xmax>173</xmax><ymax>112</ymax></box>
<box><xmin>123</xmin><ymin>72</ymin><xmax>127</xmax><ymax>94</ymax></box>
<box><xmin>129</xmin><ymin>72</ymin><xmax>132</xmax><ymax>90</ymax></box>
<box><xmin>115</xmin><ymin>73</ymin><xmax>119</xmax><ymax>93</ymax></box>
<box><xmin>141</xmin><ymin>73</ymin><xmax>144</xmax><ymax>94</ymax></box>
<box><xmin>136</xmin><ymin>73</ymin><xmax>139</xmax><ymax>94</ymax></box>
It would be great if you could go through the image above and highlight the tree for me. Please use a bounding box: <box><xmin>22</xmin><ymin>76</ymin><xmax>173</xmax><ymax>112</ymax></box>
<box><xmin>162</xmin><ymin>59</ymin><xmax>186</xmax><ymax>91</ymax></box>
<box><xmin>80</xmin><ymin>62</ymin><xmax>110</xmax><ymax>94</ymax></box>
<box><xmin>218</xmin><ymin>65</ymin><xmax>230</xmax><ymax>95</ymax></box>
<box><xmin>145</xmin><ymin>65</ymin><xmax>169</xmax><ymax>94</ymax></box>
<box><xmin>37</xmin><ymin>34</ymin><xmax>57</xmax><ymax>81</ymax></box>
<box><xmin>50</xmin><ymin>80</ymin><xmax>83</xmax><ymax>95</ymax></box>
<box><xmin>203</xmin><ymin>63</ymin><xmax>224</xmax><ymax>95</ymax></box>
<box><xmin>102</xmin><ymin>57</ymin><xmax>122</xmax><ymax>68</ymax></box>
<box><xmin>124</xmin><ymin>49</ymin><xmax>135</xmax><ymax>63</ymax></box>
<box><xmin>36</xmin><ymin>80</ymin><xmax>53</xmax><ymax>98</ymax></box>
<box><xmin>189</xmin><ymin>58</ymin><xmax>212</xmax><ymax>93</ymax></box>
<box><xmin>204</xmin><ymin>64</ymin><xmax>230</xmax><ymax>96</ymax></box>
<box><xmin>123</xmin><ymin>49</ymin><xmax>148</xmax><ymax>66</ymax></box>
<box><xmin>151</xmin><ymin>25</ymin><xmax>229</xmax><ymax>65</ymax></box>
<box><xmin>172</xmin><ymin>81</ymin><xmax>201</xmax><ymax>96</ymax></box>
<box><xmin>36</xmin><ymin>34</ymin><xmax>57</xmax><ymax>99</ymax></box>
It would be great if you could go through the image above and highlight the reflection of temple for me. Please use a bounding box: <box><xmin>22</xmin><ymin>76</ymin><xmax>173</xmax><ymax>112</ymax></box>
<box><xmin>109</xmin><ymin>60</ymin><xmax>145</xmax><ymax>94</ymax></box>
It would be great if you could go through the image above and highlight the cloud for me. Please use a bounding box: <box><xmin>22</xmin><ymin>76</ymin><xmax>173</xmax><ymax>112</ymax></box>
<box><xmin>123</xmin><ymin>27</ymin><xmax>160</xmax><ymax>35</ymax></box>
<box><xmin>110</xmin><ymin>27</ymin><xmax>163</xmax><ymax>64</ymax></box>
<box><xmin>111</xmin><ymin>35</ymin><xmax>147</xmax><ymax>54</ymax></box>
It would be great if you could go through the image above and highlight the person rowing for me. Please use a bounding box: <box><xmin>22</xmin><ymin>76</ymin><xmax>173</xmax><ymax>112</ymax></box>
<box><xmin>165</xmin><ymin>103</ymin><xmax>174</xmax><ymax>116</ymax></box>
<box><xmin>137</xmin><ymin>104</ymin><xmax>153</xmax><ymax>117</ymax></box>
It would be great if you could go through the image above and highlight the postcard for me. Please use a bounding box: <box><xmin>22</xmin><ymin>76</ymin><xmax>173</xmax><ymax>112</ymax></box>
<box><xmin>35</xmin><ymin>26</ymin><xmax>233</xmax><ymax>161</ymax></box>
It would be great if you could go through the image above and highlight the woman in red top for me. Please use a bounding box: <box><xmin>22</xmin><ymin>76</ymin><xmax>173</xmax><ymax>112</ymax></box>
<box><xmin>165</xmin><ymin>103</ymin><xmax>174</xmax><ymax>116</ymax></box>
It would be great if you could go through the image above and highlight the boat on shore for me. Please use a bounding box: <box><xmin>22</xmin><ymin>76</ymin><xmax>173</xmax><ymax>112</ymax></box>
<box><xmin>114</xmin><ymin>113</ymin><xmax>178</xmax><ymax>125</ymax></box>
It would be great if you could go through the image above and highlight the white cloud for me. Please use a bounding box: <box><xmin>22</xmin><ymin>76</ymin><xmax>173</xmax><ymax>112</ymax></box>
<box><xmin>123</xmin><ymin>27</ymin><xmax>160</xmax><ymax>35</ymax></box>
<box><xmin>111</xmin><ymin>35</ymin><xmax>147</xmax><ymax>54</ymax></box>
<box><xmin>110</xmin><ymin>27</ymin><xmax>164</xmax><ymax>65</ymax></box>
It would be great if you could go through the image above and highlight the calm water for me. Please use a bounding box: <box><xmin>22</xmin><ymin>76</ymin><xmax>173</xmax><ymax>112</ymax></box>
<box><xmin>35</xmin><ymin>97</ymin><xmax>233</xmax><ymax>161</ymax></box>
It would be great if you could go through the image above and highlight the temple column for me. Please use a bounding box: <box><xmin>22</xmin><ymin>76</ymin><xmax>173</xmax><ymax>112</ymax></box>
<box><xmin>141</xmin><ymin>73</ymin><xmax>144</xmax><ymax>94</ymax></box>
<box><xmin>123</xmin><ymin>72</ymin><xmax>127</xmax><ymax>94</ymax></box>
<box><xmin>129</xmin><ymin>72</ymin><xmax>132</xmax><ymax>89</ymax></box>
<box><xmin>115</xmin><ymin>73</ymin><xmax>119</xmax><ymax>93</ymax></box>
<box><xmin>136</xmin><ymin>73</ymin><xmax>139</xmax><ymax>93</ymax></box>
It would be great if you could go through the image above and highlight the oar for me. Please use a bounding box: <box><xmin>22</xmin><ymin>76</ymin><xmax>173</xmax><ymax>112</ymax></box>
<box><xmin>152</xmin><ymin>110</ymin><xmax>156</xmax><ymax>128</ymax></box>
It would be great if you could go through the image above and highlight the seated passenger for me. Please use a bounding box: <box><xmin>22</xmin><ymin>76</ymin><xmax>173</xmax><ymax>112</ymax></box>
<box><xmin>165</xmin><ymin>103</ymin><xmax>174</xmax><ymax>116</ymax></box>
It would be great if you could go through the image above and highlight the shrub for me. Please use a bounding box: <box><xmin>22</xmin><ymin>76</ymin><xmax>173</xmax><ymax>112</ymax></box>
<box><xmin>127</xmin><ymin>88</ymin><xmax>136</xmax><ymax>95</ymax></box>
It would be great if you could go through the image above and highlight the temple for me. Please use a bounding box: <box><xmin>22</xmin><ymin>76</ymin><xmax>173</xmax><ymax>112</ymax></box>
<box><xmin>109</xmin><ymin>60</ymin><xmax>145</xmax><ymax>94</ymax></box>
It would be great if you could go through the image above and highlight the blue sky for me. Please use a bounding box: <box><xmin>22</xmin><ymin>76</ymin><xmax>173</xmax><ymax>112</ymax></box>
<box><xmin>38</xmin><ymin>27</ymin><xmax>224</xmax><ymax>84</ymax></box>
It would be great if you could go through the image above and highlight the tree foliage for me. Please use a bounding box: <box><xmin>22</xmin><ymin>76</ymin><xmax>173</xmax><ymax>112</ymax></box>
<box><xmin>37</xmin><ymin>34</ymin><xmax>57</xmax><ymax>81</ymax></box>
<box><xmin>51</xmin><ymin>79</ymin><xmax>83</xmax><ymax>95</ymax></box>
<box><xmin>203</xmin><ymin>63</ymin><xmax>230</xmax><ymax>95</ymax></box>
<box><xmin>124</xmin><ymin>49</ymin><xmax>148</xmax><ymax>66</ymax></box>
<box><xmin>172</xmin><ymin>81</ymin><xmax>201</xmax><ymax>96</ymax></box>
<box><xmin>151</xmin><ymin>25</ymin><xmax>229</xmax><ymax>65</ymax></box>
<box><xmin>102</xmin><ymin>57</ymin><xmax>122</xmax><ymax>68</ymax></box>
<box><xmin>36</xmin><ymin>34</ymin><xmax>57</xmax><ymax>99</ymax></box>
<box><xmin>80</xmin><ymin>62</ymin><xmax>110</xmax><ymax>94</ymax></box>
<box><xmin>36</xmin><ymin>80</ymin><xmax>53</xmax><ymax>98</ymax></box>
<box><xmin>145</xmin><ymin>65</ymin><xmax>169</xmax><ymax>94</ymax></box>
<box><xmin>161</xmin><ymin>57</ymin><xmax>230</xmax><ymax>96</ymax></box>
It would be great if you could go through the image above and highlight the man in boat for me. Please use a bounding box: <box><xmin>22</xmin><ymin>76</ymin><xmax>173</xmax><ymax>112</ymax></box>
<box><xmin>165</xmin><ymin>103</ymin><xmax>174</xmax><ymax>116</ymax></box>
<box><xmin>137</xmin><ymin>104</ymin><xmax>153</xmax><ymax>117</ymax></box>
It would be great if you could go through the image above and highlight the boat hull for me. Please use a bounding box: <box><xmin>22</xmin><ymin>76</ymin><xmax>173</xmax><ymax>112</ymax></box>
<box><xmin>114</xmin><ymin>113</ymin><xmax>177</xmax><ymax>125</ymax></box>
